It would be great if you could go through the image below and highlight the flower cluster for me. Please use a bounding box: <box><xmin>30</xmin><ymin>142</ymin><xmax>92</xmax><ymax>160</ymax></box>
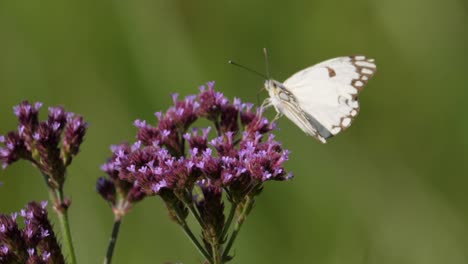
<box><xmin>0</xmin><ymin>101</ymin><xmax>87</xmax><ymax>263</ymax></box>
<box><xmin>0</xmin><ymin>101</ymin><xmax>88</xmax><ymax>189</ymax></box>
<box><xmin>98</xmin><ymin>82</ymin><xmax>292</xmax><ymax>262</ymax></box>
<box><xmin>0</xmin><ymin>202</ymin><xmax>65</xmax><ymax>264</ymax></box>
<box><xmin>99</xmin><ymin>82</ymin><xmax>291</xmax><ymax>208</ymax></box>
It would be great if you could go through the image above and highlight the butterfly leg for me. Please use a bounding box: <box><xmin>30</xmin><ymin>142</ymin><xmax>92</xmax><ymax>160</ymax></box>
<box><xmin>260</xmin><ymin>98</ymin><xmax>272</xmax><ymax>111</ymax></box>
<box><xmin>272</xmin><ymin>111</ymin><xmax>283</xmax><ymax>122</ymax></box>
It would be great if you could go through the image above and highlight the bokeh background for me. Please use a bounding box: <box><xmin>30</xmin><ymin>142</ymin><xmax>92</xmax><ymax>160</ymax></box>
<box><xmin>1</xmin><ymin>0</ymin><xmax>468</xmax><ymax>263</ymax></box>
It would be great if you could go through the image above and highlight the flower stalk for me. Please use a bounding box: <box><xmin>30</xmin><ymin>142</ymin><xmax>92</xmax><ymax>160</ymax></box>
<box><xmin>97</xmin><ymin>173</ymin><xmax>145</xmax><ymax>264</ymax></box>
<box><xmin>178</xmin><ymin>216</ymin><xmax>213</xmax><ymax>263</ymax></box>
<box><xmin>222</xmin><ymin>196</ymin><xmax>255</xmax><ymax>261</ymax></box>
<box><xmin>52</xmin><ymin>188</ymin><xmax>77</xmax><ymax>264</ymax></box>
<box><xmin>219</xmin><ymin>202</ymin><xmax>237</xmax><ymax>241</ymax></box>
<box><xmin>103</xmin><ymin>217</ymin><xmax>122</xmax><ymax>264</ymax></box>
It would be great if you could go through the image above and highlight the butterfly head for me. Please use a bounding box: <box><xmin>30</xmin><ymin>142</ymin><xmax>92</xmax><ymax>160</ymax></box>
<box><xmin>264</xmin><ymin>79</ymin><xmax>285</xmax><ymax>95</ymax></box>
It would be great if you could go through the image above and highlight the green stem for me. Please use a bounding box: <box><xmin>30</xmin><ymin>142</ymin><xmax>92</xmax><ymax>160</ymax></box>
<box><xmin>214</xmin><ymin>119</ymin><xmax>221</xmax><ymax>136</ymax></box>
<box><xmin>52</xmin><ymin>188</ymin><xmax>77</xmax><ymax>264</ymax></box>
<box><xmin>173</xmin><ymin>206</ymin><xmax>212</xmax><ymax>263</ymax></box>
<box><xmin>211</xmin><ymin>242</ymin><xmax>222</xmax><ymax>264</ymax></box>
<box><xmin>221</xmin><ymin>225</ymin><xmax>240</xmax><ymax>261</ymax></box>
<box><xmin>180</xmin><ymin>220</ymin><xmax>212</xmax><ymax>263</ymax></box>
<box><xmin>103</xmin><ymin>217</ymin><xmax>122</xmax><ymax>264</ymax></box>
<box><xmin>179</xmin><ymin>189</ymin><xmax>205</xmax><ymax>228</ymax></box>
<box><xmin>221</xmin><ymin>198</ymin><xmax>253</xmax><ymax>261</ymax></box>
<box><xmin>219</xmin><ymin>202</ymin><xmax>237</xmax><ymax>241</ymax></box>
<box><xmin>187</xmin><ymin>203</ymin><xmax>205</xmax><ymax>229</ymax></box>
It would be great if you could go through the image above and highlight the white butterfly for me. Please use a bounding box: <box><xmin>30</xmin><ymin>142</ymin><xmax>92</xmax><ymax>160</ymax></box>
<box><xmin>262</xmin><ymin>55</ymin><xmax>376</xmax><ymax>143</ymax></box>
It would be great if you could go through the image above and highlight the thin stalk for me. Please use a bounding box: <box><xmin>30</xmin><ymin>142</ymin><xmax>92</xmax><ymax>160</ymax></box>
<box><xmin>180</xmin><ymin>220</ymin><xmax>212</xmax><ymax>263</ymax></box>
<box><xmin>214</xmin><ymin>119</ymin><xmax>221</xmax><ymax>136</ymax></box>
<box><xmin>103</xmin><ymin>217</ymin><xmax>122</xmax><ymax>264</ymax></box>
<box><xmin>173</xmin><ymin>206</ymin><xmax>212</xmax><ymax>263</ymax></box>
<box><xmin>180</xmin><ymin>189</ymin><xmax>205</xmax><ymax>228</ymax></box>
<box><xmin>221</xmin><ymin>225</ymin><xmax>240</xmax><ymax>261</ymax></box>
<box><xmin>219</xmin><ymin>202</ymin><xmax>237</xmax><ymax>240</ymax></box>
<box><xmin>187</xmin><ymin>203</ymin><xmax>205</xmax><ymax>229</ymax></box>
<box><xmin>52</xmin><ymin>188</ymin><xmax>77</xmax><ymax>264</ymax></box>
<box><xmin>211</xmin><ymin>242</ymin><xmax>222</xmax><ymax>264</ymax></box>
<box><xmin>221</xmin><ymin>198</ymin><xmax>253</xmax><ymax>261</ymax></box>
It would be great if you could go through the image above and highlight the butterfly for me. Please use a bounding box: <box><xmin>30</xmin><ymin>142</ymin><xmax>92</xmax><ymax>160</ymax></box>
<box><xmin>261</xmin><ymin>55</ymin><xmax>376</xmax><ymax>143</ymax></box>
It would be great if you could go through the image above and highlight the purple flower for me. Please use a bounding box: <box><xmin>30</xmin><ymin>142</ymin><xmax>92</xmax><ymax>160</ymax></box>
<box><xmin>220</xmin><ymin>104</ymin><xmax>240</xmax><ymax>134</ymax></box>
<box><xmin>244</xmin><ymin>109</ymin><xmax>276</xmax><ymax>135</ymax></box>
<box><xmin>101</xmin><ymin>81</ymin><xmax>291</xmax><ymax>205</ymax></box>
<box><xmin>196</xmin><ymin>148</ymin><xmax>222</xmax><ymax>180</ymax></box>
<box><xmin>152</xmin><ymin>179</ymin><xmax>168</xmax><ymax>193</ymax></box>
<box><xmin>0</xmin><ymin>202</ymin><xmax>65</xmax><ymax>264</ymax></box>
<box><xmin>0</xmin><ymin>131</ymin><xmax>29</xmax><ymax>169</ymax></box>
<box><xmin>197</xmin><ymin>81</ymin><xmax>229</xmax><ymax>120</ymax></box>
<box><xmin>184</xmin><ymin>127</ymin><xmax>211</xmax><ymax>152</ymax></box>
<box><xmin>12</xmin><ymin>101</ymin><xmax>41</xmax><ymax>150</ymax></box>
<box><xmin>98</xmin><ymin>143</ymin><xmax>148</xmax><ymax>217</ymax></box>
<box><xmin>42</xmin><ymin>251</ymin><xmax>51</xmax><ymax>261</ymax></box>
<box><xmin>209</xmin><ymin>131</ymin><xmax>237</xmax><ymax>157</ymax></box>
<box><xmin>62</xmin><ymin>115</ymin><xmax>88</xmax><ymax>166</ymax></box>
<box><xmin>47</xmin><ymin>107</ymin><xmax>67</xmax><ymax>136</ymax></box>
<box><xmin>99</xmin><ymin>82</ymin><xmax>292</xmax><ymax>262</ymax></box>
<box><xmin>0</xmin><ymin>245</ymin><xmax>8</xmax><ymax>254</ymax></box>
<box><xmin>96</xmin><ymin>177</ymin><xmax>117</xmax><ymax>205</ymax></box>
<box><xmin>0</xmin><ymin>101</ymin><xmax>88</xmax><ymax>190</ymax></box>
<box><xmin>135</xmin><ymin>119</ymin><xmax>160</xmax><ymax>146</ymax></box>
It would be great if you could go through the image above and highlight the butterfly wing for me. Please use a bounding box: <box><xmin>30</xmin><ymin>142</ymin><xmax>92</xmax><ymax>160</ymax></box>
<box><xmin>282</xmin><ymin>55</ymin><xmax>376</xmax><ymax>139</ymax></box>
<box><xmin>272</xmin><ymin>94</ymin><xmax>331</xmax><ymax>143</ymax></box>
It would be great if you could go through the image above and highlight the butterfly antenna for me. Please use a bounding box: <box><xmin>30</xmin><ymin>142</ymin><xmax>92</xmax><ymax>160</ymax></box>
<box><xmin>254</xmin><ymin>48</ymin><xmax>272</xmax><ymax>104</ymax></box>
<box><xmin>228</xmin><ymin>52</ymin><xmax>270</xmax><ymax>105</ymax></box>
<box><xmin>263</xmin><ymin>48</ymin><xmax>271</xmax><ymax>79</ymax></box>
<box><xmin>228</xmin><ymin>60</ymin><xmax>268</xmax><ymax>79</ymax></box>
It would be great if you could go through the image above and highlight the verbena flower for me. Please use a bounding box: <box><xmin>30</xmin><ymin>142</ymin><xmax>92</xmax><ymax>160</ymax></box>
<box><xmin>0</xmin><ymin>101</ymin><xmax>87</xmax><ymax>263</ymax></box>
<box><xmin>0</xmin><ymin>101</ymin><xmax>88</xmax><ymax>191</ymax></box>
<box><xmin>0</xmin><ymin>201</ymin><xmax>65</xmax><ymax>264</ymax></box>
<box><xmin>97</xmin><ymin>143</ymin><xmax>146</xmax><ymax>218</ymax></box>
<box><xmin>98</xmin><ymin>82</ymin><xmax>292</xmax><ymax>263</ymax></box>
<box><xmin>99</xmin><ymin>82</ymin><xmax>290</xmax><ymax>209</ymax></box>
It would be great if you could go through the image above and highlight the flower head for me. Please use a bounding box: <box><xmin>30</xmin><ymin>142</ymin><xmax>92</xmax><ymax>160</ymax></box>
<box><xmin>197</xmin><ymin>81</ymin><xmax>229</xmax><ymax>120</ymax></box>
<box><xmin>62</xmin><ymin>115</ymin><xmax>87</xmax><ymax>166</ymax></box>
<box><xmin>0</xmin><ymin>101</ymin><xmax>88</xmax><ymax>188</ymax></box>
<box><xmin>0</xmin><ymin>202</ymin><xmax>65</xmax><ymax>264</ymax></box>
<box><xmin>99</xmin><ymin>82</ymin><xmax>291</xmax><ymax>214</ymax></box>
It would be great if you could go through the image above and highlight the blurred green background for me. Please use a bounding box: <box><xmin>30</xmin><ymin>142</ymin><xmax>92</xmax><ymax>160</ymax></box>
<box><xmin>1</xmin><ymin>0</ymin><xmax>468</xmax><ymax>263</ymax></box>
